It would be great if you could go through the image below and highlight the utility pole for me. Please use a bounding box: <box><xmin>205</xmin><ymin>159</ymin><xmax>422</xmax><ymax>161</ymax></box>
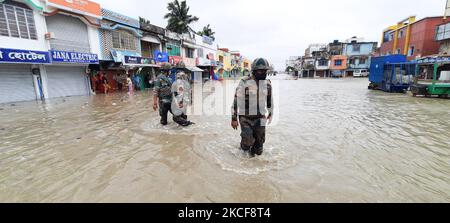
<box><xmin>445</xmin><ymin>0</ymin><xmax>450</xmax><ymax>19</ymax></box>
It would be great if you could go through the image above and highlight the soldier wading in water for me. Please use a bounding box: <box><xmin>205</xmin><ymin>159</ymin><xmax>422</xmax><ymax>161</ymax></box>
<box><xmin>231</xmin><ymin>58</ymin><xmax>274</xmax><ymax>157</ymax></box>
<box><xmin>153</xmin><ymin>63</ymin><xmax>193</xmax><ymax>127</ymax></box>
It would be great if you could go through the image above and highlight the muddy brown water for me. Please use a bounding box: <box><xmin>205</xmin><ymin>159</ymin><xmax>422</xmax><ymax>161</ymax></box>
<box><xmin>0</xmin><ymin>75</ymin><xmax>449</xmax><ymax>202</ymax></box>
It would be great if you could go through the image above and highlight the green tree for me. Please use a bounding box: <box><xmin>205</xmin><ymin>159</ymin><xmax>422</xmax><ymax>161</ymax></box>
<box><xmin>197</xmin><ymin>24</ymin><xmax>215</xmax><ymax>40</ymax></box>
<box><xmin>164</xmin><ymin>0</ymin><xmax>199</xmax><ymax>34</ymax></box>
<box><xmin>139</xmin><ymin>17</ymin><xmax>151</xmax><ymax>25</ymax></box>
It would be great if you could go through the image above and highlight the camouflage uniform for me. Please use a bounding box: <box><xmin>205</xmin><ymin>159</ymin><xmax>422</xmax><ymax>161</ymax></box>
<box><xmin>232</xmin><ymin>76</ymin><xmax>273</xmax><ymax>156</ymax></box>
<box><xmin>153</xmin><ymin>70</ymin><xmax>193</xmax><ymax>126</ymax></box>
<box><xmin>153</xmin><ymin>72</ymin><xmax>174</xmax><ymax>125</ymax></box>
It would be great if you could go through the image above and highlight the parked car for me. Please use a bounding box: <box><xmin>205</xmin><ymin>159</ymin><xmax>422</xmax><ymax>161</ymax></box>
<box><xmin>354</xmin><ymin>69</ymin><xmax>369</xmax><ymax>77</ymax></box>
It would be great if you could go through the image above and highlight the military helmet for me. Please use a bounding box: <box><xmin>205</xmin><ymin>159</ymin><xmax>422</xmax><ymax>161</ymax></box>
<box><xmin>160</xmin><ymin>62</ymin><xmax>172</xmax><ymax>71</ymax></box>
<box><xmin>176</xmin><ymin>71</ymin><xmax>188</xmax><ymax>80</ymax></box>
<box><xmin>251</xmin><ymin>58</ymin><xmax>270</xmax><ymax>71</ymax></box>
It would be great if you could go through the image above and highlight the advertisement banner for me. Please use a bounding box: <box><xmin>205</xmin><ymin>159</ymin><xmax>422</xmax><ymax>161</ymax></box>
<box><xmin>169</xmin><ymin>56</ymin><xmax>183</xmax><ymax>65</ymax></box>
<box><xmin>51</xmin><ymin>50</ymin><xmax>98</xmax><ymax>64</ymax></box>
<box><xmin>154</xmin><ymin>51</ymin><xmax>169</xmax><ymax>63</ymax></box>
<box><xmin>0</xmin><ymin>48</ymin><xmax>51</xmax><ymax>64</ymax></box>
<box><xmin>124</xmin><ymin>56</ymin><xmax>156</xmax><ymax>65</ymax></box>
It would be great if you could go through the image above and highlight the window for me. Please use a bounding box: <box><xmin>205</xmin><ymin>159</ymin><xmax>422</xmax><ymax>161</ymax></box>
<box><xmin>349</xmin><ymin>59</ymin><xmax>355</xmax><ymax>65</ymax></box>
<box><xmin>408</xmin><ymin>46</ymin><xmax>415</xmax><ymax>56</ymax></box>
<box><xmin>197</xmin><ymin>48</ymin><xmax>204</xmax><ymax>58</ymax></box>
<box><xmin>335</xmin><ymin>59</ymin><xmax>342</xmax><ymax>66</ymax></box>
<box><xmin>398</xmin><ymin>30</ymin><xmax>404</xmax><ymax>39</ymax></box>
<box><xmin>185</xmin><ymin>48</ymin><xmax>194</xmax><ymax>58</ymax></box>
<box><xmin>0</xmin><ymin>3</ymin><xmax>37</xmax><ymax>39</ymax></box>
<box><xmin>359</xmin><ymin>58</ymin><xmax>366</xmax><ymax>64</ymax></box>
<box><xmin>318</xmin><ymin>59</ymin><xmax>328</xmax><ymax>66</ymax></box>
<box><xmin>111</xmin><ymin>31</ymin><xmax>137</xmax><ymax>50</ymax></box>
<box><xmin>219</xmin><ymin>55</ymin><xmax>224</xmax><ymax>63</ymax></box>
<box><xmin>352</xmin><ymin>44</ymin><xmax>360</xmax><ymax>52</ymax></box>
<box><xmin>166</xmin><ymin>44</ymin><xmax>180</xmax><ymax>56</ymax></box>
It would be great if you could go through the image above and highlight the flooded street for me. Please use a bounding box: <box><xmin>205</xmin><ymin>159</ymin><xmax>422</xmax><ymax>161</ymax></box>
<box><xmin>0</xmin><ymin>75</ymin><xmax>449</xmax><ymax>203</ymax></box>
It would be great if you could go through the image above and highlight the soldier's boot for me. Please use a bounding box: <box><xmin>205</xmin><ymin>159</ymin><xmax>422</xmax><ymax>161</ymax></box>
<box><xmin>240</xmin><ymin>127</ymin><xmax>255</xmax><ymax>155</ymax></box>
<box><xmin>252</xmin><ymin>125</ymin><xmax>266</xmax><ymax>156</ymax></box>
<box><xmin>160</xmin><ymin>103</ymin><xmax>170</xmax><ymax>125</ymax></box>
<box><xmin>250</xmin><ymin>146</ymin><xmax>264</xmax><ymax>156</ymax></box>
<box><xmin>173</xmin><ymin>115</ymin><xmax>193</xmax><ymax>127</ymax></box>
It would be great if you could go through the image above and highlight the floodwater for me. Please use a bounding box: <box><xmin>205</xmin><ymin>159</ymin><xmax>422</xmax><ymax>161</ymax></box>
<box><xmin>0</xmin><ymin>75</ymin><xmax>449</xmax><ymax>203</ymax></box>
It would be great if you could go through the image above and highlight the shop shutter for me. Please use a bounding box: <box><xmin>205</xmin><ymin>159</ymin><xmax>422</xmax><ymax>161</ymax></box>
<box><xmin>46</xmin><ymin>66</ymin><xmax>89</xmax><ymax>99</ymax></box>
<box><xmin>0</xmin><ymin>64</ymin><xmax>37</xmax><ymax>104</ymax></box>
<box><xmin>46</xmin><ymin>14</ymin><xmax>90</xmax><ymax>53</ymax></box>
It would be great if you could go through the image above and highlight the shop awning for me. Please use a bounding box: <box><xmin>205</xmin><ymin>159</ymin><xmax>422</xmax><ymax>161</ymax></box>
<box><xmin>111</xmin><ymin>50</ymin><xmax>141</xmax><ymax>63</ymax></box>
<box><xmin>183</xmin><ymin>42</ymin><xmax>198</xmax><ymax>49</ymax></box>
<box><xmin>124</xmin><ymin>63</ymin><xmax>160</xmax><ymax>68</ymax></box>
<box><xmin>185</xmin><ymin>67</ymin><xmax>204</xmax><ymax>72</ymax></box>
<box><xmin>142</xmin><ymin>35</ymin><xmax>161</xmax><ymax>44</ymax></box>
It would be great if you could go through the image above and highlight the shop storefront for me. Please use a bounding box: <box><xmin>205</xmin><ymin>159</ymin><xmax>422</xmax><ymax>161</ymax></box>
<box><xmin>47</xmin><ymin>50</ymin><xmax>98</xmax><ymax>98</ymax></box>
<box><xmin>0</xmin><ymin>48</ymin><xmax>51</xmax><ymax>104</ymax></box>
<box><xmin>98</xmin><ymin>8</ymin><xmax>143</xmax><ymax>93</ymax></box>
<box><xmin>197</xmin><ymin>53</ymin><xmax>217</xmax><ymax>81</ymax></box>
<box><xmin>123</xmin><ymin>55</ymin><xmax>159</xmax><ymax>89</ymax></box>
<box><xmin>43</xmin><ymin>0</ymin><xmax>102</xmax><ymax>98</ymax></box>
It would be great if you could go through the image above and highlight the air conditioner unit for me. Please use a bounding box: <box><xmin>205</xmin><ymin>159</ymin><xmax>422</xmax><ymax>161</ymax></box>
<box><xmin>45</xmin><ymin>32</ymin><xmax>55</xmax><ymax>40</ymax></box>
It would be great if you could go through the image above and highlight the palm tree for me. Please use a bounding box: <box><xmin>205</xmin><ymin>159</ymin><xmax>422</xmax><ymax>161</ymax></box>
<box><xmin>198</xmin><ymin>24</ymin><xmax>215</xmax><ymax>40</ymax></box>
<box><xmin>164</xmin><ymin>0</ymin><xmax>199</xmax><ymax>34</ymax></box>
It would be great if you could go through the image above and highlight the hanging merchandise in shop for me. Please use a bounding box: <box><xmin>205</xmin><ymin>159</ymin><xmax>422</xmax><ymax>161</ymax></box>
<box><xmin>0</xmin><ymin>48</ymin><xmax>51</xmax><ymax>64</ymax></box>
<box><xmin>51</xmin><ymin>50</ymin><xmax>99</xmax><ymax>64</ymax></box>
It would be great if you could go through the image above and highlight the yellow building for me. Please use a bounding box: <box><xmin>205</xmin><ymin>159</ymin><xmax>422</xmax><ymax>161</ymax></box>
<box><xmin>241</xmin><ymin>57</ymin><xmax>251</xmax><ymax>75</ymax></box>
<box><xmin>216</xmin><ymin>48</ymin><xmax>232</xmax><ymax>78</ymax></box>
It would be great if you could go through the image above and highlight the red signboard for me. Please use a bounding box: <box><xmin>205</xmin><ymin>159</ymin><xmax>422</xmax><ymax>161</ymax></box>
<box><xmin>47</xmin><ymin>0</ymin><xmax>102</xmax><ymax>18</ymax></box>
<box><xmin>169</xmin><ymin>56</ymin><xmax>183</xmax><ymax>65</ymax></box>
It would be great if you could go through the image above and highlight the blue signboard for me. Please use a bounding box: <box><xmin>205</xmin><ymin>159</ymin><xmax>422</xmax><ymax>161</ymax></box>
<box><xmin>111</xmin><ymin>50</ymin><xmax>141</xmax><ymax>63</ymax></box>
<box><xmin>154</xmin><ymin>51</ymin><xmax>169</xmax><ymax>63</ymax></box>
<box><xmin>51</xmin><ymin>50</ymin><xmax>99</xmax><ymax>64</ymax></box>
<box><xmin>0</xmin><ymin>48</ymin><xmax>51</xmax><ymax>64</ymax></box>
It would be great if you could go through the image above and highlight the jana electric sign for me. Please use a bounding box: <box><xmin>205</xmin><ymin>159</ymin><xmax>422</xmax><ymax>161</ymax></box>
<box><xmin>51</xmin><ymin>50</ymin><xmax>99</xmax><ymax>64</ymax></box>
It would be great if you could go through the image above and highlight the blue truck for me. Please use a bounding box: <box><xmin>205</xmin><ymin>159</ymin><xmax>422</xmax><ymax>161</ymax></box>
<box><xmin>368</xmin><ymin>55</ymin><xmax>412</xmax><ymax>92</ymax></box>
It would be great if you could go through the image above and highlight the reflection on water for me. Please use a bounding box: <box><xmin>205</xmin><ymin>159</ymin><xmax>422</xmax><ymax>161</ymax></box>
<box><xmin>0</xmin><ymin>75</ymin><xmax>449</xmax><ymax>202</ymax></box>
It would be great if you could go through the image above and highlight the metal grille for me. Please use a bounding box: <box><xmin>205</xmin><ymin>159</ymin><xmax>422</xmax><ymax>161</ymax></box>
<box><xmin>0</xmin><ymin>4</ymin><xmax>8</xmax><ymax>36</ymax></box>
<box><xmin>0</xmin><ymin>3</ymin><xmax>37</xmax><ymax>39</ymax></box>
<box><xmin>46</xmin><ymin>14</ymin><xmax>90</xmax><ymax>53</ymax></box>
<box><xmin>100</xmin><ymin>30</ymin><xmax>113</xmax><ymax>60</ymax></box>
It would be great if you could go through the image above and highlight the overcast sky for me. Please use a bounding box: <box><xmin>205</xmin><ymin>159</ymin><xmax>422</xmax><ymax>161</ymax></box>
<box><xmin>95</xmin><ymin>0</ymin><xmax>446</xmax><ymax>70</ymax></box>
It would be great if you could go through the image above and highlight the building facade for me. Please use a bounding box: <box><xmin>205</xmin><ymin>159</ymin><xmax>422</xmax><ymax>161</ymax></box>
<box><xmin>216</xmin><ymin>48</ymin><xmax>232</xmax><ymax>78</ymax></box>
<box><xmin>43</xmin><ymin>0</ymin><xmax>101</xmax><ymax>99</ymax></box>
<box><xmin>380</xmin><ymin>16</ymin><xmax>447</xmax><ymax>60</ymax></box>
<box><xmin>342</xmin><ymin>37</ymin><xmax>377</xmax><ymax>77</ymax></box>
<box><xmin>0</xmin><ymin>0</ymin><xmax>50</xmax><ymax>103</ymax></box>
<box><xmin>195</xmin><ymin>34</ymin><xmax>217</xmax><ymax>80</ymax></box>
<box><xmin>97</xmin><ymin>8</ymin><xmax>143</xmax><ymax>93</ymax></box>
